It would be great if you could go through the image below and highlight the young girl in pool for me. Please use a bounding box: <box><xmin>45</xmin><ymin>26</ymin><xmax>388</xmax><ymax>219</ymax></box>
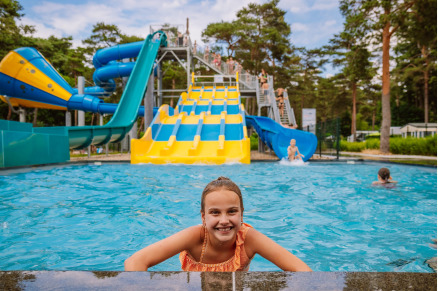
<box><xmin>124</xmin><ymin>176</ymin><xmax>312</xmax><ymax>272</ymax></box>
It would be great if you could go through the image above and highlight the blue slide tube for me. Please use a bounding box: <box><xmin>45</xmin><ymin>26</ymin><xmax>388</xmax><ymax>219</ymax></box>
<box><xmin>66</xmin><ymin>32</ymin><xmax>167</xmax><ymax>149</ymax></box>
<box><xmin>245</xmin><ymin>115</ymin><xmax>317</xmax><ymax>161</ymax></box>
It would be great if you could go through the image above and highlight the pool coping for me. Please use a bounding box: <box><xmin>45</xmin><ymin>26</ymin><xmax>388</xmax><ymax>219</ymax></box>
<box><xmin>0</xmin><ymin>157</ymin><xmax>436</xmax><ymax>172</ymax></box>
<box><xmin>0</xmin><ymin>271</ymin><xmax>436</xmax><ymax>290</ymax></box>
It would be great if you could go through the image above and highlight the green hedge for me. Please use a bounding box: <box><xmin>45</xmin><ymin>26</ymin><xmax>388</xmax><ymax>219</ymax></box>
<box><xmin>250</xmin><ymin>132</ymin><xmax>259</xmax><ymax>150</ymax></box>
<box><xmin>390</xmin><ymin>136</ymin><xmax>437</xmax><ymax>155</ymax></box>
<box><xmin>340</xmin><ymin>136</ymin><xmax>437</xmax><ymax>156</ymax></box>
<box><xmin>339</xmin><ymin>140</ymin><xmax>365</xmax><ymax>152</ymax></box>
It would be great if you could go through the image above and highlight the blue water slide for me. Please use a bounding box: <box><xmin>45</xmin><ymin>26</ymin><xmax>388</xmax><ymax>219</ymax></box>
<box><xmin>245</xmin><ymin>115</ymin><xmax>317</xmax><ymax>161</ymax></box>
<box><xmin>64</xmin><ymin>32</ymin><xmax>167</xmax><ymax>149</ymax></box>
<box><xmin>93</xmin><ymin>41</ymin><xmax>143</xmax><ymax>68</ymax></box>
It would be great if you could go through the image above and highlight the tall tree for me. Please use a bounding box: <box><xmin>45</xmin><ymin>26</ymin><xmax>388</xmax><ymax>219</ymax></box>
<box><xmin>340</xmin><ymin>0</ymin><xmax>415</xmax><ymax>153</ymax></box>
<box><xmin>82</xmin><ymin>22</ymin><xmax>123</xmax><ymax>65</ymax></box>
<box><xmin>394</xmin><ymin>0</ymin><xmax>437</xmax><ymax>123</ymax></box>
<box><xmin>326</xmin><ymin>30</ymin><xmax>374</xmax><ymax>141</ymax></box>
<box><xmin>201</xmin><ymin>21</ymin><xmax>240</xmax><ymax>57</ymax></box>
<box><xmin>0</xmin><ymin>0</ymin><xmax>35</xmax><ymax>58</ymax></box>
<box><xmin>202</xmin><ymin>0</ymin><xmax>292</xmax><ymax>82</ymax></box>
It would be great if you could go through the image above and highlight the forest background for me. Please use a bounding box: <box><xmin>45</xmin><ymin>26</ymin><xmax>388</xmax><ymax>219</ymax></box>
<box><xmin>0</xmin><ymin>0</ymin><xmax>436</xmax><ymax>153</ymax></box>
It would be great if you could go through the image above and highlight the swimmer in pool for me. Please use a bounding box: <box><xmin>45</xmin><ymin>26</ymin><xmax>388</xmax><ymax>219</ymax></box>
<box><xmin>372</xmin><ymin>167</ymin><xmax>397</xmax><ymax>185</ymax></box>
<box><xmin>287</xmin><ymin>139</ymin><xmax>304</xmax><ymax>161</ymax></box>
<box><xmin>124</xmin><ymin>176</ymin><xmax>312</xmax><ymax>272</ymax></box>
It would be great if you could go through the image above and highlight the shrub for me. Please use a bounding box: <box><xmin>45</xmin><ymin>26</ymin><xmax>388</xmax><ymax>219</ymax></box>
<box><xmin>250</xmin><ymin>132</ymin><xmax>259</xmax><ymax>150</ymax></box>
<box><xmin>340</xmin><ymin>140</ymin><xmax>365</xmax><ymax>152</ymax></box>
<box><xmin>390</xmin><ymin>136</ymin><xmax>437</xmax><ymax>156</ymax></box>
<box><xmin>365</xmin><ymin>138</ymin><xmax>380</xmax><ymax>149</ymax></box>
<box><xmin>341</xmin><ymin>135</ymin><xmax>437</xmax><ymax>155</ymax></box>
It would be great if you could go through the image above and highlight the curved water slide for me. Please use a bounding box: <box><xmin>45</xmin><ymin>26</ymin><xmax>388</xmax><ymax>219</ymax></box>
<box><xmin>245</xmin><ymin>115</ymin><xmax>317</xmax><ymax>161</ymax></box>
<box><xmin>0</xmin><ymin>32</ymin><xmax>167</xmax><ymax>150</ymax></box>
<box><xmin>0</xmin><ymin>40</ymin><xmax>155</xmax><ymax>116</ymax></box>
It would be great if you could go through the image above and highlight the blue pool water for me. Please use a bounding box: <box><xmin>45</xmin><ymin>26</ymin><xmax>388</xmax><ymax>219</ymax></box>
<box><xmin>0</xmin><ymin>162</ymin><xmax>436</xmax><ymax>272</ymax></box>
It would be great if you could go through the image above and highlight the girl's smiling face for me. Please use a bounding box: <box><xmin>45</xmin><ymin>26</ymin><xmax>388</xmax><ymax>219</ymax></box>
<box><xmin>201</xmin><ymin>188</ymin><xmax>243</xmax><ymax>244</ymax></box>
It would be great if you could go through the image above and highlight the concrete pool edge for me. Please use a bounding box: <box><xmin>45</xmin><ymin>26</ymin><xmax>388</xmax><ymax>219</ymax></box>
<box><xmin>0</xmin><ymin>271</ymin><xmax>436</xmax><ymax>290</ymax></box>
<box><xmin>0</xmin><ymin>158</ymin><xmax>437</xmax><ymax>173</ymax></box>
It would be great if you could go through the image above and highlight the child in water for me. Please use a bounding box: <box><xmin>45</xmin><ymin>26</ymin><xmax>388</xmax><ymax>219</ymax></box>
<box><xmin>287</xmin><ymin>139</ymin><xmax>304</xmax><ymax>161</ymax></box>
<box><xmin>124</xmin><ymin>177</ymin><xmax>312</xmax><ymax>272</ymax></box>
<box><xmin>372</xmin><ymin>167</ymin><xmax>397</xmax><ymax>185</ymax></box>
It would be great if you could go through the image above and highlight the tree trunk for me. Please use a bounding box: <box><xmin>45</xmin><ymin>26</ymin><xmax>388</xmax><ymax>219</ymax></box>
<box><xmin>33</xmin><ymin>108</ymin><xmax>38</xmax><ymax>126</ymax></box>
<box><xmin>351</xmin><ymin>82</ymin><xmax>357</xmax><ymax>141</ymax></box>
<box><xmin>380</xmin><ymin>21</ymin><xmax>391</xmax><ymax>153</ymax></box>
<box><xmin>7</xmin><ymin>106</ymin><xmax>11</xmax><ymax>120</ymax></box>
<box><xmin>421</xmin><ymin>45</ymin><xmax>429</xmax><ymax>123</ymax></box>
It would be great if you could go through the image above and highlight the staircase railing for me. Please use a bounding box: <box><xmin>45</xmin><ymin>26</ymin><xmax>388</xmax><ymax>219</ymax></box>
<box><xmin>283</xmin><ymin>91</ymin><xmax>297</xmax><ymax>126</ymax></box>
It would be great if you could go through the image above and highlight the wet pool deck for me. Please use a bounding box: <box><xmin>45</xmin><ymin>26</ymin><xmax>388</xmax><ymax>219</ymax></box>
<box><xmin>1</xmin><ymin>270</ymin><xmax>436</xmax><ymax>290</ymax></box>
<box><xmin>69</xmin><ymin>150</ymin><xmax>437</xmax><ymax>166</ymax></box>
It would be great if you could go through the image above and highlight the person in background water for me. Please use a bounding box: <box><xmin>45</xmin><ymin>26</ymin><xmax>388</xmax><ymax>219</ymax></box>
<box><xmin>124</xmin><ymin>177</ymin><xmax>312</xmax><ymax>272</ymax></box>
<box><xmin>287</xmin><ymin>139</ymin><xmax>304</xmax><ymax>161</ymax></box>
<box><xmin>372</xmin><ymin>168</ymin><xmax>397</xmax><ymax>185</ymax></box>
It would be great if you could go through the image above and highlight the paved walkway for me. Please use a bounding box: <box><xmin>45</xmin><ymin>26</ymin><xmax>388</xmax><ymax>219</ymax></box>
<box><xmin>69</xmin><ymin>151</ymin><xmax>436</xmax><ymax>162</ymax></box>
<box><xmin>70</xmin><ymin>151</ymin><xmax>280</xmax><ymax>162</ymax></box>
<box><xmin>340</xmin><ymin>152</ymin><xmax>437</xmax><ymax>161</ymax></box>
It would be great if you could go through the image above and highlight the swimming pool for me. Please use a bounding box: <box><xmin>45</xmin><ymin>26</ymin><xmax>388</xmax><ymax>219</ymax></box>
<box><xmin>0</xmin><ymin>162</ymin><xmax>436</xmax><ymax>272</ymax></box>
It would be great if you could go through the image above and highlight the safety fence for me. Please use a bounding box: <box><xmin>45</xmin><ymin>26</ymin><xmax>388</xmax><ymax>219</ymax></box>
<box><xmin>302</xmin><ymin>118</ymin><xmax>341</xmax><ymax>159</ymax></box>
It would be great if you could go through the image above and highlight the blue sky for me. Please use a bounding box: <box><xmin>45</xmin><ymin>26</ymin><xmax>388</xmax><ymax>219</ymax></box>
<box><xmin>17</xmin><ymin>0</ymin><xmax>344</xmax><ymax>48</ymax></box>
<box><xmin>17</xmin><ymin>0</ymin><xmax>344</xmax><ymax>73</ymax></box>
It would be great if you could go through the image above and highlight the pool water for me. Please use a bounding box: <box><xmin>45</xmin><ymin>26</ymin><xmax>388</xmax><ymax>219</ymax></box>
<box><xmin>0</xmin><ymin>162</ymin><xmax>436</xmax><ymax>272</ymax></box>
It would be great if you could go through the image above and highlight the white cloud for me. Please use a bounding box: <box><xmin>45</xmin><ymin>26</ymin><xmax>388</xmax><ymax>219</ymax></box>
<box><xmin>18</xmin><ymin>0</ymin><xmax>259</xmax><ymax>49</ymax></box>
<box><xmin>281</xmin><ymin>0</ymin><xmax>339</xmax><ymax>13</ymax></box>
<box><xmin>291</xmin><ymin>22</ymin><xmax>309</xmax><ymax>32</ymax></box>
<box><xmin>17</xmin><ymin>0</ymin><xmax>343</xmax><ymax>51</ymax></box>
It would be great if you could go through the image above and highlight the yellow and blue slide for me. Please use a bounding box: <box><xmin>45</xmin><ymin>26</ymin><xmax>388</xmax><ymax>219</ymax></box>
<box><xmin>0</xmin><ymin>31</ymin><xmax>167</xmax><ymax>167</ymax></box>
<box><xmin>131</xmin><ymin>74</ymin><xmax>250</xmax><ymax>164</ymax></box>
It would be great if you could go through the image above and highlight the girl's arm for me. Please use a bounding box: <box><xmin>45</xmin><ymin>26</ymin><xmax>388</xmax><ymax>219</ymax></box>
<box><xmin>245</xmin><ymin>228</ymin><xmax>312</xmax><ymax>272</ymax></box>
<box><xmin>124</xmin><ymin>225</ymin><xmax>201</xmax><ymax>271</ymax></box>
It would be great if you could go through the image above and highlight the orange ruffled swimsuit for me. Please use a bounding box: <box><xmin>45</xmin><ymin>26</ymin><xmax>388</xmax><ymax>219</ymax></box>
<box><xmin>179</xmin><ymin>223</ymin><xmax>253</xmax><ymax>272</ymax></box>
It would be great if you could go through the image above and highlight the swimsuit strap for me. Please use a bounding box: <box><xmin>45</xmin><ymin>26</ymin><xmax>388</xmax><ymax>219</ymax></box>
<box><xmin>199</xmin><ymin>226</ymin><xmax>208</xmax><ymax>263</ymax></box>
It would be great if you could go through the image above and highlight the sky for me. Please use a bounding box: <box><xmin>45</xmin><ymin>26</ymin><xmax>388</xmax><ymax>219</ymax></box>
<box><xmin>17</xmin><ymin>0</ymin><xmax>344</xmax><ymax>48</ymax></box>
<box><xmin>17</xmin><ymin>0</ymin><xmax>344</xmax><ymax>74</ymax></box>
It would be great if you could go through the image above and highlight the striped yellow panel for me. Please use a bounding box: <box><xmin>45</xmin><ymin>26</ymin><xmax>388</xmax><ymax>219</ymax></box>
<box><xmin>0</xmin><ymin>51</ymin><xmax>72</xmax><ymax>101</ymax></box>
<box><xmin>197</xmin><ymin>100</ymin><xmax>210</xmax><ymax>106</ymax></box>
<box><xmin>181</xmin><ymin>115</ymin><xmax>200</xmax><ymax>124</ymax></box>
<box><xmin>225</xmin><ymin>115</ymin><xmax>243</xmax><ymax>124</ymax></box>
<box><xmin>182</xmin><ymin>100</ymin><xmax>195</xmax><ymax>105</ymax></box>
<box><xmin>200</xmin><ymin>91</ymin><xmax>213</xmax><ymax>99</ymax></box>
<box><xmin>131</xmin><ymin>140</ymin><xmax>250</xmax><ymax>165</ymax></box>
<box><xmin>203</xmin><ymin>115</ymin><xmax>222</xmax><ymax>124</ymax></box>
<box><xmin>162</xmin><ymin>115</ymin><xmax>180</xmax><ymax>124</ymax></box>
<box><xmin>214</xmin><ymin>91</ymin><xmax>226</xmax><ymax>99</ymax></box>
<box><xmin>227</xmin><ymin>91</ymin><xmax>239</xmax><ymax>99</ymax></box>
<box><xmin>214</xmin><ymin>100</ymin><xmax>233</xmax><ymax>105</ymax></box>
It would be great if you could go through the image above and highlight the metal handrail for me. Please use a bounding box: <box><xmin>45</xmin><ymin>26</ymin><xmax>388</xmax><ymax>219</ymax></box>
<box><xmin>283</xmin><ymin>91</ymin><xmax>297</xmax><ymax>126</ymax></box>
